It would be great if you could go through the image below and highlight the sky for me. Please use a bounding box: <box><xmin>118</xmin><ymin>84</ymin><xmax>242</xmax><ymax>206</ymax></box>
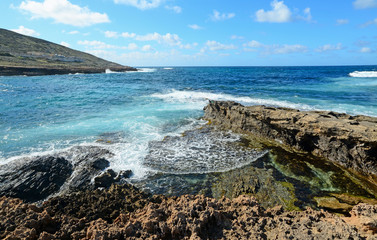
<box><xmin>1</xmin><ymin>0</ymin><xmax>377</xmax><ymax>67</ymax></box>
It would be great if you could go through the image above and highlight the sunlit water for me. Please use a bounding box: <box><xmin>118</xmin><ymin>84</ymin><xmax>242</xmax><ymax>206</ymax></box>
<box><xmin>1</xmin><ymin>66</ymin><xmax>377</xmax><ymax>180</ymax></box>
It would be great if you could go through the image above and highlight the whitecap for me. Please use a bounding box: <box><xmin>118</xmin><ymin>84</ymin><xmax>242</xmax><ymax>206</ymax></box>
<box><xmin>151</xmin><ymin>89</ymin><xmax>314</xmax><ymax>111</ymax></box>
<box><xmin>135</xmin><ymin>68</ymin><xmax>157</xmax><ymax>73</ymax></box>
<box><xmin>163</xmin><ymin>68</ymin><xmax>173</xmax><ymax>70</ymax></box>
<box><xmin>349</xmin><ymin>71</ymin><xmax>377</xmax><ymax>78</ymax></box>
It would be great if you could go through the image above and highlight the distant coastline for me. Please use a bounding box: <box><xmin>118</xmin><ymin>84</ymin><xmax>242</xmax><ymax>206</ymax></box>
<box><xmin>0</xmin><ymin>28</ymin><xmax>136</xmax><ymax>76</ymax></box>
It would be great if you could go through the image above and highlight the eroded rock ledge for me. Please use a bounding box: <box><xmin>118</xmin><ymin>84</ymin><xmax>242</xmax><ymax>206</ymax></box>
<box><xmin>204</xmin><ymin>101</ymin><xmax>377</xmax><ymax>177</ymax></box>
<box><xmin>2</xmin><ymin>187</ymin><xmax>377</xmax><ymax>239</ymax></box>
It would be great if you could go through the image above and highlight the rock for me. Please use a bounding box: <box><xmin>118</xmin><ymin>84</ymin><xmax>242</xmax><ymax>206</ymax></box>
<box><xmin>0</xmin><ymin>145</ymin><xmax>114</xmax><ymax>202</ymax></box>
<box><xmin>204</xmin><ymin>101</ymin><xmax>377</xmax><ymax>177</ymax></box>
<box><xmin>94</xmin><ymin>169</ymin><xmax>117</xmax><ymax>188</ymax></box>
<box><xmin>0</xmin><ymin>156</ymin><xmax>73</xmax><ymax>202</ymax></box>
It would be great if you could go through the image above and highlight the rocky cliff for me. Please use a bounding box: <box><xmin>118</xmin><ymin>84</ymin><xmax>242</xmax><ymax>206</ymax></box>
<box><xmin>204</xmin><ymin>101</ymin><xmax>377</xmax><ymax>178</ymax></box>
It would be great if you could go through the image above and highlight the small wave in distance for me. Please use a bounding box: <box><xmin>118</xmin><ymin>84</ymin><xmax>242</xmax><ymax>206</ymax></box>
<box><xmin>349</xmin><ymin>71</ymin><xmax>377</xmax><ymax>78</ymax></box>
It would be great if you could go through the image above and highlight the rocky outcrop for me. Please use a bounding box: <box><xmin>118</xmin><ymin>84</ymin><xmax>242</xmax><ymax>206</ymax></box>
<box><xmin>0</xmin><ymin>146</ymin><xmax>131</xmax><ymax>202</ymax></box>
<box><xmin>1</xmin><ymin>189</ymin><xmax>376</xmax><ymax>239</ymax></box>
<box><xmin>204</xmin><ymin>101</ymin><xmax>377</xmax><ymax>177</ymax></box>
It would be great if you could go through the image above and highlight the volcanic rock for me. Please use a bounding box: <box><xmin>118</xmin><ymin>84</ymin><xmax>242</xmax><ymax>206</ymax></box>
<box><xmin>204</xmin><ymin>101</ymin><xmax>377</xmax><ymax>177</ymax></box>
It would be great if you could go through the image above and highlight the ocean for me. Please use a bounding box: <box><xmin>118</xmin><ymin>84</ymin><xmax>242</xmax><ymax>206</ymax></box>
<box><xmin>1</xmin><ymin>66</ymin><xmax>377</xmax><ymax>181</ymax></box>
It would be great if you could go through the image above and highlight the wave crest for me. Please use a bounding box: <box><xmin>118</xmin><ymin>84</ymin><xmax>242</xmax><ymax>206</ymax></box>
<box><xmin>349</xmin><ymin>71</ymin><xmax>377</xmax><ymax>78</ymax></box>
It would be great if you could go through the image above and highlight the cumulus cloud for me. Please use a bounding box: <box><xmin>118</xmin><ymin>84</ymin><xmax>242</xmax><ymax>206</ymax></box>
<box><xmin>256</xmin><ymin>0</ymin><xmax>292</xmax><ymax>23</ymax></box>
<box><xmin>19</xmin><ymin>0</ymin><xmax>110</xmax><ymax>27</ymax></box>
<box><xmin>243</xmin><ymin>40</ymin><xmax>307</xmax><ymax>54</ymax></box>
<box><xmin>135</xmin><ymin>32</ymin><xmax>182</xmax><ymax>46</ymax></box>
<box><xmin>60</xmin><ymin>41</ymin><xmax>70</xmax><ymax>47</ymax></box>
<box><xmin>121</xmin><ymin>32</ymin><xmax>137</xmax><ymax>38</ymax></box>
<box><xmin>188</xmin><ymin>24</ymin><xmax>203</xmax><ymax>30</ymax></box>
<box><xmin>210</xmin><ymin>10</ymin><xmax>235</xmax><ymax>21</ymax></box>
<box><xmin>316</xmin><ymin>43</ymin><xmax>343</xmax><ymax>52</ymax></box>
<box><xmin>205</xmin><ymin>40</ymin><xmax>237</xmax><ymax>51</ymax></box>
<box><xmin>165</xmin><ymin>5</ymin><xmax>182</xmax><ymax>13</ymax></box>
<box><xmin>141</xmin><ymin>45</ymin><xmax>154</xmax><ymax>51</ymax></box>
<box><xmin>353</xmin><ymin>0</ymin><xmax>377</xmax><ymax>9</ymax></box>
<box><xmin>11</xmin><ymin>25</ymin><xmax>40</xmax><ymax>37</ymax></box>
<box><xmin>78</xmin><ymin>40</ymin><xmax>138</xmax><ymax>50</ymax></box>
<box><xmin>336</xmin><ymin>19</ymin><xmax>349</xmax><ymax>25</ymax></box>
<box><xmin>105</xmin><ymin>31</ymin><xmax>118</xmax><ymax>38</ymax></box>
<box><xmin>114</xmin><ymin>0</ymin><xmax>162</xmax><ymax>10</ymax></box>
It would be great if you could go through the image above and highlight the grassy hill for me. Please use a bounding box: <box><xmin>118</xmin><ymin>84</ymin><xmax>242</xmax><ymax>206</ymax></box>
<box><xmin>0</xmin><ymin>28</ymin><xmax>136</xmax><ymax>76</ymax></box>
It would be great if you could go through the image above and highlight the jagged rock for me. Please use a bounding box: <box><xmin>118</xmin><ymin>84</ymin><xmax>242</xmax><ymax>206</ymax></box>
<box><xmin>2</xmin><ymin>191</ymin><xmax>377</xmax><ymax>239</ymax></box>
<box><xmin>0</xmin><ymin>145</ymin><xmax>114</xmax><ymax>202</ymax></box>
<box><xmin>94</xmin><ymin>169</ymin><xmax>117</xmax><ymax>188</ymax></box>
<box><xmin>204</xmin><ymin>101</ymin><xmax>377</xmax><ymax>177</ymax></box>
<box><xmin>0</xmin><ymin>156</ymin><xmax>73</xmax><ymax>202</ymax></box>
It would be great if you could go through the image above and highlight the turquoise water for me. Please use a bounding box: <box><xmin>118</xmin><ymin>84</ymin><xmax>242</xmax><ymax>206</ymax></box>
<box><xmin>1</xmin><ymin>66</ymin><xmax>377</xmax><ymax>178</ymax></box>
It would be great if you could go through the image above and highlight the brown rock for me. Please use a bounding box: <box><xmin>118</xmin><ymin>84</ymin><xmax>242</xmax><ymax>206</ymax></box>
<box><xmin>204</xmin><ymin>101</ymin><xmax>377</xmax><ymax>177</ymax></box>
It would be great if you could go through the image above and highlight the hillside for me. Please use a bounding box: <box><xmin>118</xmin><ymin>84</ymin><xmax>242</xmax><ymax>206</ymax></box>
<box><xmin>0</xmin><ymin>28</ymin><xmax>136</xmax><ymax>76</ymax></box>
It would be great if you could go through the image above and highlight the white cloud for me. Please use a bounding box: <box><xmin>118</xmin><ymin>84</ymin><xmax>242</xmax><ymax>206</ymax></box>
<box><xmin>105</xmin><ymin>31</ymin><xmax>118</xmax><ymax>38</ymax></box>
<box><xmin>256</xmin><ymin>0</ymin><xmax>292</xmax><ymax>23</ymax></box>
<box><xmin>188</xmin><ymin>24</ymin><xmax>203</xmax><ymax>30</ymax></box>
<box><xmin>231</xmin><ymin>35</ymin><xmax>244</xmax><ymax>40</ymax></box>
<box><xmin>360</xmin><ymin>47</ymin><xmax>373</xmax><ymax>53</ymax></box>
<box><xmin>211</xmin><ymin>10</ymin><xmax>235</xmax><ymax>21</ymax></box>
<box><xmin>206</xmin><ymin>40</ymin><xmax>237</xmax><ymax>51</ymax></box>
<box><xmin>19</xmin><ymin>0</ymin><xmax>110</xmax><ymax>27</ymax></box>
<box><xmin>78</xmin><ymin>40</ymin><xmax>139</xmax><ymax>51</ymax></box>
<box><xmin>243</xmin><ymin>40</ymin><xmax>263</xmax><ymax>48</ymax></box>
<box><xmin>141</xmin><ymin>45</ymin><xmax>154</xmax><ymax>51</ymax></box>
<box><xmin>121</xmin><ymin>32</ymin><xmax>137</xmax><ymax>38</ymax></box>
<box><xmin>243</xmin><ymin>40</ymin><xmax>307</xmax><ymax>55</ymax></box>
<box><xmin>361</xmin><ymin>18</ymin><xmax>377</xmax><ymax>27</ymax></box>
<box><xmin>272</xmin><ymin>44</ymin><xmax>307</xmax><ymax>54</ymax></box>
<box><xmin>135</xmin><ymin>32</ymin><xmax>182</xmax><ymax>46</ymax></box>
<box><xmin>60</xmin><ymin>41</ymin><xmax>70</xmax><ymax>47</ymax></box>
<box><xmin>127</xmin><ymin>43</ymin><xmax>138</xmax><ymax>50</ymax></box>
<box><xmin>165</xmin><ymin>5</ymin><xmax>182</xmax><ymax>13</ymax></box>
<box><xmin>180</xmin><ymin>43</ymin><xmax>198</xmax><ymax>49</ymax></box>
<box><xmin>78</xmin><ymin>40</ymin><xmax>116</xmax><ymax>49</ymax></box>
<box><xmin>11</xmin><ymin>25</ymin><xmax>40</xmax><ymax>37</ymax></box>
<box><xmin>316</xmin><ymin>43</ymin><xmax>343</xmax><ymax>52</ymax></box>
<box><xmin>353</xmin><ymin>0</ymin><xmax>377</xmax><ymax>9</ymax></box>
<box><xmin>114</xmin><ymin>0</ymin><xmax>162</xmax><ymax>10</ymax></box>
<box><xmin>68</xmin><ymin>30</ymin><xmax>79</xmax><ymax>34</ymax></box>
<box><xmin>336</xmin><ymin>19</ymin><xmax>349</xmax><ymax>25</ymax></box>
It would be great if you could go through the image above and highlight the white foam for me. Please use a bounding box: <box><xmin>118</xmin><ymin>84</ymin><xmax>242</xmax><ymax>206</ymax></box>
<box><xmin>349</xmin><ymin>71</ymin><xmax>377</xmax><ymax>78</ymax></box>
<box><xmin>163</xmin><ymin>68</ymin><xmax>173</xmax><ymax>70</ymax></box>
<box><xmin>105</xmin><ymin>69</ymin><xmax>120</xmax><ymax>74</ymax></box>
<box><xmin>135</xmin><ymin>68</ymin><xmax>157</xmax><ymax>73</ymax></box>
<box><xmin>151</xmin><ymin>89</ymin><xmax>315</xmax><ymax>111</ymax></box>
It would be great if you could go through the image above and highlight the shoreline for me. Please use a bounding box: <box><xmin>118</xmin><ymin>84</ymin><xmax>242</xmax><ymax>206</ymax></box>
<box><xmin>1</xmin><ymin>100</ymin><xmax>377</xmax><ymax>238</ymax></box>
<box><xmin>0</xmin><ymin>65</ymin><xmax>137</xmax><ymax>76</ymax></box>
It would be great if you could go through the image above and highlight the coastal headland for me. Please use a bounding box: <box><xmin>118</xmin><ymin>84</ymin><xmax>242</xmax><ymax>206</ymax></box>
<box><xmin>2</xmin><ymin>101</ymin><xmax>377</xmax><ymax>239</ymax></box>
<box><xmin>0</xmin><ymin>28</ymin><xmax>136</xmax><ymax>76</ymax></box>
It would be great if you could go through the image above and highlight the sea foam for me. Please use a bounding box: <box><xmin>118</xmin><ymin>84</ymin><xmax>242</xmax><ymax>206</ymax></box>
<box><xmin>349</xmin><ymin>71</ymin><xmax>377</xmax><ymax>78</ymax></box>
<box><xmin>151</xmin><ymin>89</ymin><xmax>315</xmax><ymax>111</ymax></box>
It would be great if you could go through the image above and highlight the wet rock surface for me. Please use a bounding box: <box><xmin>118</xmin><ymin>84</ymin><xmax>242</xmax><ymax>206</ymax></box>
<box><xmin>204</xmin><ymin>101</ymin><xmax>377</xmax><ymax>177</ymax></box>
<box><xmin>1</xmin><ymin>188</ymin><xmax>377</xmax><ymax>240</ymax></box>
<box><xmin>0</xmin><ymin>146</ymin><xmax>132</xmax><ymax>202</ymax></box>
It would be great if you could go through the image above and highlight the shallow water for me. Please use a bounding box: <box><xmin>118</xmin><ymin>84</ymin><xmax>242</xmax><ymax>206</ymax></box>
<box><xmin>1</xmin><ymin>66</ymin><xmax>377</xmax><ymax>181</ymax></box>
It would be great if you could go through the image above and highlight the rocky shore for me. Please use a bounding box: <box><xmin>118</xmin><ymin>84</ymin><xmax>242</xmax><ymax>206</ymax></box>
<box><xmin>2</xmin><ymin>100</ymin><xmax>377</xmax><ymax>239</ymax></box>
<box><xmin>2</xmin><ymin>185</ymin><xmax>377</xmax><ymax>239</ymax></box>
<box><xmin>204</xmin><ymin>101</ymin><xmax>377</xmax><ymax>178</ymax></box>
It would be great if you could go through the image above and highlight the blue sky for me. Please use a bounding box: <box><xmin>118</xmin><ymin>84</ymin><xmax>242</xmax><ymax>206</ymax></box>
<box><xmin>1</xmin><ymin>0</ymin><xmax>377</xmax><ymax>66</ymax></box>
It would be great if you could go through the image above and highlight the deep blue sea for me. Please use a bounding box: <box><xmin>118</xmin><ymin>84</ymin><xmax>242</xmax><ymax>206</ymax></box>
<box><xmin>1</xmin><ymin>66</ymin><xmax>377</xmax><ymax>179</ymax></box>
